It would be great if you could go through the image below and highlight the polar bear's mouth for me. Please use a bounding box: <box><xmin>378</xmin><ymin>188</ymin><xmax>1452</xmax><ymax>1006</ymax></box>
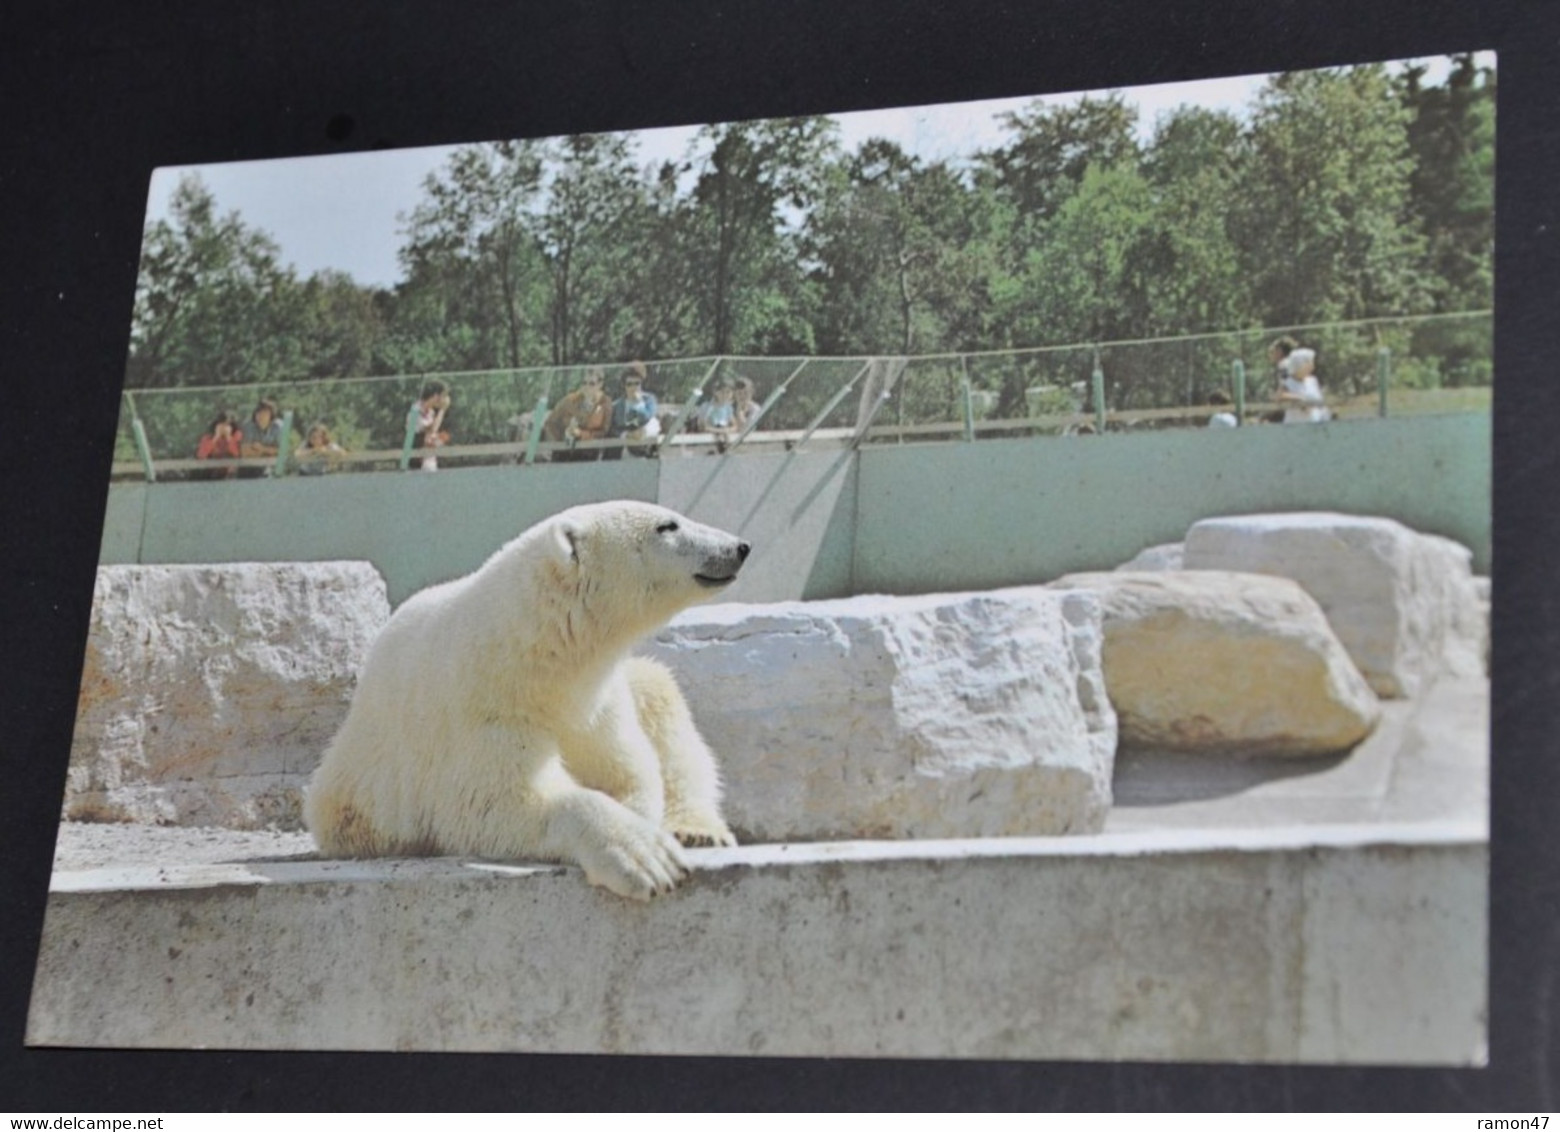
<box><xmin>691</xmin><ymin>538</ymin><xmax>749</xmax><ymax>589</ymax></box>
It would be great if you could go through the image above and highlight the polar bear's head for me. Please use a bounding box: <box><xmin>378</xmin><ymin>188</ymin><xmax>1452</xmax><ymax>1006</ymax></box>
<box><xmin>533</xmin><ymin>501</ymin><xmax>751</xmax><ymax>635</ymax></box>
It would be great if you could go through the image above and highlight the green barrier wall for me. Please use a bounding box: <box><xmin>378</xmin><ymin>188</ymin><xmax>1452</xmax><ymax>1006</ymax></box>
<box><xmin>854</xmin><ymin>412</ymin><xmax>1491</xmax><ymax>594</ymax></box>
<box><xmin>99</xmin><ymin>413</ymin><xmax>1490</xmax><ymax>606</ymax></box>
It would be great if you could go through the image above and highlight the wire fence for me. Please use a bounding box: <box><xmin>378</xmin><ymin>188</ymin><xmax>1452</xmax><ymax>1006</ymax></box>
<box><xmin>112</xmin><ymin>310</ymin><xmax>1492</xmax><ymax>480</ymax></box>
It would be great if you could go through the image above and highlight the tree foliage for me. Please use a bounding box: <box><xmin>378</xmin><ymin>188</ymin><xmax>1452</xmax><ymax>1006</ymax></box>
<box><xmin>1237</xmin><ymin>65</ymin><xmax>1431</xmax><ymax>326</ymax></box>
<box><xmin>129</xmin><ymin>176</ymin><xmax>304</xmax><ymax>388</ymax></box>
<box><xmin>685</xmin><ymin>116</ymin><xmax>839</xmax><ymax>354</ymax></box>
<box><xmin>397</xmin><ymin>140</ymin><xmax>549</xmax><ymax>370</ymax></box>
<box><xmin>126</xmin><ymin>60</ymin><xmax>1495</xmax><ymax>422</ymax></box>
<box><xmin>1399</xmin><ymin>53</ymin><xmax>1495</xmax><ymax>312</ymax></box>
<box><xmin>536</xmin><ymin>134</ymin><xmax>644</xmax><ymax>364</ymax></box>
<box><xmin>807</xmin><ymin>140</ymin><xmax>993</xmax><ymax>354</ymax></box>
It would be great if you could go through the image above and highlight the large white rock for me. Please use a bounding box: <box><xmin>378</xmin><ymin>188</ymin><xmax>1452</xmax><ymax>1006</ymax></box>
<box><xmin>1116</xmin><ymin>542</ymin><xmax>1184</xmax><ymax>572</ymax></box>
<box><xmin>67</xmin><ymin>563</ymin><xmax>390</xmax><ymax>829</ymax></box>
<box><xmin>1049</xmin><ymin>571</ymin><xmax>1380</xmax><ymax>756</ymax></box>
<box><xmin>1470</xmin><ymin>575</ymin><xmax>1490</xmax><ymax>670</ymax></box>
<box><xmin>641</xmin><ymin>588</ymin><xmax>1116</xmax><ymax>841</ymax></box>
<box><xmin>1183</xmin><ymin>513</ymin><xmax>1484</xmax><ymax>697</ymax></box>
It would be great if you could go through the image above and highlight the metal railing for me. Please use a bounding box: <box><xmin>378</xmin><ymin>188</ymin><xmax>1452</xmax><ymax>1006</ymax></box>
<box><xmin>111</xmin><ymin>311</ymin><xmax>1492</xmax><ymax>481</ymax></box>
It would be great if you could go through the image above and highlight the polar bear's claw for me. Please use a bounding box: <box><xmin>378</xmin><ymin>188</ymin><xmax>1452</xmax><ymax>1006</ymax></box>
<box><xmin>672</xmin><ymin>822</ymin><xmax>737</xmax><ymax>849</ymax></box>
<box><xmin>579</xmin><ymin>824</ymin><xmax>690</xmax><ymax>900</ymax></box>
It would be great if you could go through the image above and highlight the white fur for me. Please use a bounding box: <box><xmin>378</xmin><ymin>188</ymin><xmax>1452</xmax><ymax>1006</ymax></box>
<box><xmin>305</xmin><ymin>501</ymin><xmax>746</xmax><ymax>900</ymax></box>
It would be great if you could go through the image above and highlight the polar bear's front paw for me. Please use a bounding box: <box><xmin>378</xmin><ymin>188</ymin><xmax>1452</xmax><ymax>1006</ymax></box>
<box><xmin>577</xmin><ymin>823</ymin><xmax>689</xmax><ymax>901</ymax></box>
<box><xmin>670</xmin><ymin>816</ymin><xmax>737</xmax><ymax>849</ymax></box>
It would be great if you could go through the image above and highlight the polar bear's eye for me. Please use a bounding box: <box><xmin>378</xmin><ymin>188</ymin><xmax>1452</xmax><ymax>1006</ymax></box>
<box><xmin>656</xmin><ymin>521</ymin><xmax>679</xmax><ymax>534</ymax></box>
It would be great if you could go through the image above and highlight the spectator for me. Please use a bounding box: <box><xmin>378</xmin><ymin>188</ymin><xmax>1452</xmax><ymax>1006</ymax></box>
<box><xmin>1269</xmin><ymin>337</ymin><xmax>1329</xmax><ymax>423</ymax></box>
<box><xmin>295</xmin><ymin>422</ymin><xmax>346</xmax><ymax>476</ymax></box>
<box><xmin>732</xmin><ymin>376</ymin><xmax>762</xmax><ymax>431</ymax></box>
<box><xmin>239</xmin><ymin>397</ymin><xmax>283</xmax><ymax>477</ymax></box>
<box><xmin>194</xmin><ymin>410</ymin><xmax>243</xmax><ymax>479</ymax></box>
<box><xmin>1207</xmin><ymin>390</ymin><xmax>1238</xmax><ymax>429</ymax></box>
<box><xmin>411</xmin><ymin>379</ymin><xmax>452</xmax><ymax>472</ymax></box>
<box><xmin>697</xmin><ymin>380</ymin><xmax>739</xmax><ymax>451</ymax></box>
<box><xmin>608</xmin><ymin>361</ymin><xmax>660</xmax><ymax>458</ymax></box>
<box><xmin>543</xmin><ymin>368</ymin><xmax>612</xmax><ymax>461</ymax></box>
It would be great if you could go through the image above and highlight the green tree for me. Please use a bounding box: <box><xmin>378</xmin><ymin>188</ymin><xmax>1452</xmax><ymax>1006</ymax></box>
<box><xmin>976</xmin><ymin>93</ymin><xmax>1144</xmax><ymax>362</ymax></box>
<box><xmin>537</xmin><ymin>133</ymin><xmax>645</xmax><ymax>364</ymax></box>
<box><xmin>807</xmin><ymin>140</ymin><xmax>995</xmax><ymax>356</ymax></box>
<box><xmin>807</xmin><ymin>140</ymin><xmax>923</xmax><ymax>353</ymax></box>
<box><xmin>687</xmin><ymin>116</ymin><xmax>839</xmax><ymax>353</ymax></box>
<box><xmin>1236</xmin><ymin>66</ymin><xmax>1431</xmax><ymax>327</ymax></box>
<box><xmin>398</xmin><ymin>141</ymin><xmax>549</xmax><ymax>369</ymax></box>
<box><xmin>127</xmin><ymin>56</ymin><xmax>1493</xmax><ymax>430</ymax></box>
<box><xmin>1400</xmin><ymin>53</ymin><xmax>1495</xmax><ymax>312</ymax></box>
<box><xmin>128</xmin><ymin>174</ymin><xmax>305</xmax><ymax>388</ymax></box>
<box><xmin>978</xmin><ymin>94</ymin><xmax>1141</xmax><ymax>230</ymax></box>
<box><xmin>1136</xmin><ymin>107</ymin><xmax>1253</xmax><ymax>337</ymax></box>
<box><xmin>611</xmin><ymin>161</ymin><xmax>707</xmax><ymax>360</ymax></box>
<box><xmin>1003</xmin><ymin>167</ymin><xmax>1149</xmax><ymax>348</ymax></box>
<box><xmin>296</xmin><ymin>270</ymin><xmax>388</xmax><ymax>378</ymax></box>
<box><xmin>998</xmin><ymin>163</ymin><xmax>1156</xmax><ymax>410</ymax></box>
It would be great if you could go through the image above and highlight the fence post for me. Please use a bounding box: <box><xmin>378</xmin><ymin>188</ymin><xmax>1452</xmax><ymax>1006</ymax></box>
<box><xmin>121</xmin><ymin>392</ymin><xmax>157</xmax><ymax>482</ymax></box>
<box><xmin>797</xmin><ymin>360</ymin><xmax>873</xmax><ymax>451</ymax></box>
<box><xmin>130</xmin><ymin>418</ymin><xmax>157</xmax><ymax>483</ymax></box>
<box><xmin>1091</xmin><ymin>349</ymin><xmax>1107</xmax><ymax>433</ymax></box>
<box><xmin>961</xmin><ymin>357</ymin><xmax>975</xmax><ymax>442</ymax></box>
<box><xmin>523</xmin><ymin>395</ymin><xmax>548</xmax><ymax>465</ymax></box>
<box><xmin>398</xmin><ymin>398</ymin><xmax>420</xmax><ymax>471</ymax></box>
<box><xmin>1232</xmin><ymin>359</ymin><xmax>1247</xmax><ymax>425</ymax></box>
<box><xmin>731</xmin><ymin>358</ymin><xmax>807</xmax><ymax>450</ymax></box>
<box><xmin>659</xmin><ymin>358</ymin><xmax>726</xmax><ymax>450</ymax></box>
<box><xmin>853</xmin><ymin>388</ymin><xmax>893</xmax><ymax>449</ymax></box>
<box><xmin>1377</xmin><ymin>347</ymin><xmax>1391</xmax><ymax>418</ymax></box>
<box><xmin>273</xmin><ymin>411</ymin><xmax>293</xmax><ymax>477</ymax></box>
<box><xmin>851</xmin><ymin>357</ymin><xmax>906</xmax><ymax>448</ymax></box>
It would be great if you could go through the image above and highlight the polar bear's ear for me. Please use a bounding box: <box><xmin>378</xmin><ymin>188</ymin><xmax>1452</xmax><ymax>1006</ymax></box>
<box><xmin>552</xmin><ymin>520</ymin><xmax>581</xmax><ymax>566</ymax></box>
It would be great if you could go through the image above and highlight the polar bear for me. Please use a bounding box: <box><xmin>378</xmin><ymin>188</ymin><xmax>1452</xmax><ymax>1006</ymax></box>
<box><xmin>304</xmin><ymin>501</ymin><xmax>751</xmax><ymax>900</ymax></box>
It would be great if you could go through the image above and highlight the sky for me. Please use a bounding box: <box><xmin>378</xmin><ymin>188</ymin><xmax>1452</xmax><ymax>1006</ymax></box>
<box><xmin>144</xmin><ymin>53</ymin><xmax>1490</xmax><ymax>290</ymax></box>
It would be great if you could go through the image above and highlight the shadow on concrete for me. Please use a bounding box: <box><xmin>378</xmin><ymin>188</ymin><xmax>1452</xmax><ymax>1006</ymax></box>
<box><xmin>1111</xmin><ymin>746</ymin><xmax>1353</xmax><ymax>807</ymax></box>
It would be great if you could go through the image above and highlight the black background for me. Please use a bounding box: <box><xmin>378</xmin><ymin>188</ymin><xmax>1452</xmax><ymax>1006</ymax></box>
<box><xmin>2</xmin><ymin>0</ymin><xmax>1555</xmax><ymax>1111</ymax></box>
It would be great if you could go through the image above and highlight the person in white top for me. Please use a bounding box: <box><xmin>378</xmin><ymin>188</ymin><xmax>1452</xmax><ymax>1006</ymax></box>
<box><xmin>1268</xmin><ymin>337</ymin><xmax>1330</xmax><ymax>423</ymax></box>
<box><xmin>1206</xmin><ymin>389</ymin><xmax>1239</xmax><ymax>428</ymax></box>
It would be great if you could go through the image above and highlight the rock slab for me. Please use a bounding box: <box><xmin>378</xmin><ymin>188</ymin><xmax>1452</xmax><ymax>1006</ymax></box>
<box><xmin>641</xmin><ymin>587</ymin><xmax>1117</xmax><ymax>842</ymax></box>
<box><xmin>1115</xmin><ymin>542</ymin><xmax>1184</xmax><ymax>572</ymax></box>
<box><xmin>1183</xmin><ymin>513</ymin><xmax>1484</xmax><ymax>697</ymax></box>
<box><xmin>67</xmin><ymin>562</ymin><xmax>390</xmax><ymax>828</ymax></box>
<box><xmin>1050</xmin><ymin>571</ymin><xmax>1381</xmax><ymax>756</ymax></box>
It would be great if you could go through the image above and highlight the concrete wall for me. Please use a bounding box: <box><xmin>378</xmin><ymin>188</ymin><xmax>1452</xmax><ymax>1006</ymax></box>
<box><xmin>26</xmin><ymin>825</ymin><xmax>1487</xmax><ymax>1062</ymax></box>
<box><xmin>659</xmin><ymin>446</ymin><xmax>859</xmax><ymax>603</ymax></box>
<box><xmin>99</xmin><ymin>414</ymin><xmax>1490</xmax><ymax>605</ymax></box>
<box><xmin>855</xmin><ymin>413</ymin><xmax>1491</xmax><ymax>593</ymax></box>
<box><xmin>118</xmin><ymin>459</ymin><xmax>657</xmax><ymax>606</ymax></box>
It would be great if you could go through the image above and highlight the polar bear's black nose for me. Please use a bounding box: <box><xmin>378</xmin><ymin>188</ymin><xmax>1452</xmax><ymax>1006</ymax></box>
<box><xmin>737</xmin><ymin>541</ymin><xmax>751</xmax><ymax>562</ymax></box>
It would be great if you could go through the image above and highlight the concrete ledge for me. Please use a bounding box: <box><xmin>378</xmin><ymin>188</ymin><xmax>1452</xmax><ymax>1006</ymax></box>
<box><xmin>28</xmin><ymin>824</ymin><xmax>1486</xmax><ymax>1063</ymax></box>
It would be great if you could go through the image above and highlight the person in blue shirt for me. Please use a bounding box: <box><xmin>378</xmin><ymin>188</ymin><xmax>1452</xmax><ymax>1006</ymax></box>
<box><xmin>239</xmin><ymin>397</ymin><xmax>284</xmax><ymax>477</ymax></box>
<box><xmin>698</xmin><ymin>380</ymin><xmax>739</xmax><ymax>452</ymax></box>
<box><xmin>608</xmin><ymin>361</ymin><xmax>660</xmax><ymax>458</ymax></box>
<box><xmin>732</xmin><ymin>376</ymin><xmax>762</xmax><ymax>431</ymax></box>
